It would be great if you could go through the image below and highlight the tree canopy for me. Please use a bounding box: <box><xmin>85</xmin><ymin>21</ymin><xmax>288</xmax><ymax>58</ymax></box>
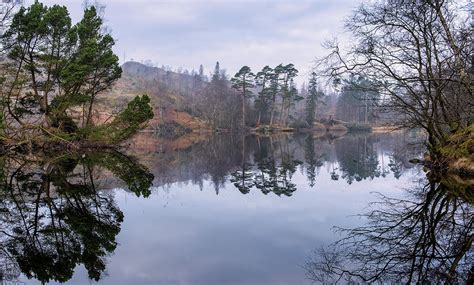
<box><xmin>0</xmin><ymin>1</ymin><xmax>152</xmax><ymax>148</ymax></box>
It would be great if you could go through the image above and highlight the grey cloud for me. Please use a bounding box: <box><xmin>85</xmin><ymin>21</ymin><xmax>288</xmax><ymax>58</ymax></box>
<box><xmin>38</xmin><ymin>0</ymin><xmax>357</xmax><ymax>82</ymax></box>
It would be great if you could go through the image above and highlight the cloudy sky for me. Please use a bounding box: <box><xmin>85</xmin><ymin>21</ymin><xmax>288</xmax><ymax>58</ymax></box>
<box><xmin>37</xmin><ymin>0</ymin><xmax>359</xmax><ymax>80</ymax></box>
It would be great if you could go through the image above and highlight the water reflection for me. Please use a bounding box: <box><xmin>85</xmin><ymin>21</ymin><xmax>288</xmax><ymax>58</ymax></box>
<box><xmin>230</xmin><ymin>136</ymin><xmax>302</xmax><ymax>196</ymax></box>
<box><xmin>304</xmin><ymin>176</ymin><xmax>473</xmax><ymax>284</ymax></box>
<box><xmin>0</xmin><ymin>131</ymin><xmax>443</xmax><ymax>284</ymax></box>
<box><xmin>131</xmin><ymin>132</ymin><xmax>423</xmax><ymax>195</ymax></box>
<box><xmin>0</xmin><ymin>150</ymin><xmax>153</xmax><ymax>283</ymax></box>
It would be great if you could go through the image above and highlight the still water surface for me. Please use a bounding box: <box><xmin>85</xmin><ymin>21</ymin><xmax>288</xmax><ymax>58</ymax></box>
<box><xmin>1</xmin><ymin>132</ymin><xmax>470</xmax><ymax>284</ymax></box>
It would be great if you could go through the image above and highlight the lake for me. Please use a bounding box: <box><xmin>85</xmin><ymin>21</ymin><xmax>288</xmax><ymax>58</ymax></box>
<box><xmin>1</xmin><ymin>132</ymin><xmax>471</xmax><ymax>284</ymax></box>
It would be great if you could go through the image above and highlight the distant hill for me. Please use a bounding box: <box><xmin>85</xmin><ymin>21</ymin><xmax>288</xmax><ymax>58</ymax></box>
<box><xmin>121</xmin><ymin>61</ymin><xmax>194</xmax><ymax>82</ymax></box>
<box><xmin>95</xmin><ymin>61</ymin><xmax>208</xmax><ymax>134</ymax></box>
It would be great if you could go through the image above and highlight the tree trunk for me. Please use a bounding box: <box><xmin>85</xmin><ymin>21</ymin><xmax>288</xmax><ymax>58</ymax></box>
<box><xmin>242</xmin><ymin>82</ymin><xmax>246</xmax><ymax>129</ymax></box>
<box><xmin>270</xmin><ymin>95</ymin><xmax>276</xmax><ymax>126</ymax></box>
<box><xmin>242</xmin><ymin>94</ymin><xmax>246</xmax><ymax>129</ymax></box>
<box><xmin>284</xmin><ymin>102</ymin><xmax>292</xmax><ymax>127</ymax></box>
<box><xmin>279</xmin><ymin>98</ymin><xmax>285</xmax><ymax>125</ymax></box>
<box><xmin>86</xmin><ymin>96</ymin><xmax>95</xmax><ymax>126</ymax></box>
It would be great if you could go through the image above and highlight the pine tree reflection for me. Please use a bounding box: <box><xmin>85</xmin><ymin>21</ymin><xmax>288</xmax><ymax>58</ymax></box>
<box><xmin>334</xmin><ymin>134</ymin><xmax>381</xmax><ymax>184</ymax></box>
<box><xmin>231</xmin><ymin>135</ymin><xmax>302</xmax><ymax>197</ymax></box>
<box><xmin>143</xmin><ymin>133</ymin><xmax>419</xmax><ymax>194</ymax></box>
<box><xmin>227</xmin><ymin>133</ymin><xmax>414</xmax><ymax>195</ymax></box>
<box><xmin>303</xmin><ymin>135</ymin><xmax>325</xmax><ymax>187</ymax></box>
<box><xmin>0</xmin><ymin>150</ymin><xmax>153</xmax><ymax>283</ymax></box>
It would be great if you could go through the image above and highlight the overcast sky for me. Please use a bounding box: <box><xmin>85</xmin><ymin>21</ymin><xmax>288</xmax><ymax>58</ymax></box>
<box><xmin>37</xmin><ymin>0</ymin><xmax>359</xmax><ymax>81</ymax></box>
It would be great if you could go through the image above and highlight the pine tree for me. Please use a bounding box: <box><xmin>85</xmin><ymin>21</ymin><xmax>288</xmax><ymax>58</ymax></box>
<box><xmin>63</xmin><ymin>5</ymin><xmax>122</xmax><ymax>127</ymax></box>
<box><xmin>278</xmin><ymin>64</ymin><xmax>298</xmax><ymax>126</ymax></box>
<box><xmin>0</xmin><ymin>1</ymin><xmax>151</xmax><ymax>144</ymax></box>
<box><xmin>198</xmin><ymin>64</ymin><xmax>204</xmax><ymax>80</ymax></box>
<box><xmin>269</xmin><ymin>65</ymin><xmax>283</xmax><ymax>126</ymax></box>
<box><xmin>231</xmin><ymin>66</ymin><xmax>254</xmax><ymax>128</ymax></box>
<box><xmin>255</xmin><ymin>66</ymin><xmax>273</xmax><ymax>125</ymax></box>
<box><xmin>212</xmin><ymin>61</ymin><xmax>220</xmax><ymax>82</ymax></box>
<box><xmin>2</xmin><ymin>2</ymin><xmax>74</xmax><ymax>124</ymax></box>
<box><xmin>305</xmin><ymin>72</ymin><xmax>324</xmax><ymax>126</ymax></box>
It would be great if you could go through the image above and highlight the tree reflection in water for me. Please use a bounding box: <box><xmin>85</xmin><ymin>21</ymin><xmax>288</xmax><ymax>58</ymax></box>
<box><xmin>334</xmin><ymin>134</ymin><xmax>381</xmax><ymax>184</ymax></box>
<box><xmin>225</xmin><ymin>133</ymin><xmax>420</xmax><ymax>196</ymax></box>
<box><xmin>0</xmin><ymin>150</ymin><xmax>153</xmax><ymax>283</ymax></box>
<box><xmin>231</xmin><ymin>135</ymin><xmax>302</xmax><ymax>196</ymax></box>
<box><xmin>137</xmin><ymin>132</ymin><xmax>421</xmax><ymax>194</ymax></box>
<box><xmin>304</xmin><ymin>176</ymin><xmax>473</xmax><ymax>284</ymax></box>
<box><xmin>0</xmin><ymin>132</ymin><xmax>428</xmax><ymax>283</ymax></box>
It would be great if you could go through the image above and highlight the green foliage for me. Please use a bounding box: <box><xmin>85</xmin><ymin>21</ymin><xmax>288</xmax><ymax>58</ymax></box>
<box><xmin>50</xmin><ymin>92</ymin><xmax>90</xmax><ymax>114</ymax></box>
<box><xmin>439</xmin><ymin>124</ymin><xmax>474</xmax><ymax>159</ymax></box>
<box><xmin>231</xmin><ymin>66</ymin><xmax>255</xmax><ymax>96</ymax></box>
<box><xmin>61</xmin><ymin>6</ymin><xmax>122</xmax><ymax>107</ymax></box>
<box><xmin>81</xmin><ymin>95</ymin><xmax>154</xmax><ymax>144</ymax></box>
<box><xmin>276</xmin><ymin>63</ymin><xmax>299</xmax><ymax>126</ymax></box>
<box><xmin>231</xmin><ymin>66</ymin><xmax>255</xmax><ymax>127</ymax></box>
<box><xmin>254</xmin><ymin>66</ymin><xmax>274</xmax><ymax>121</ymax></box>
<box><xmin>116</xmin><ymin>94</ymin><xmax>154</xmax><ymax>125</ymax></box>
<box><xmin>1</xmin><ymin>1</ymin><xmax>125</xmax><ymax>143</ymax></box>
<box><xmin>81</xmin><ymin>151</ymin><xmax>154</xmax><ymax>197</ymax></box>
<box><xmin>0</xmin><ymin>150</ymin><xmax>153</xmax><ymax>283</ymax></box>
<box><xmin>53</xmin><ymin>114</ymin><xmax>79</xmax><ymax>133</ymax></box>
<box><xmin>3</xmin><ymin>2</ymin><xmax>75</xmax><ymax>112</ymax></box>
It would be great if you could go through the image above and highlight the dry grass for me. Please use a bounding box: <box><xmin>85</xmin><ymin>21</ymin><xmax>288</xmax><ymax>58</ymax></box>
<box><xmin>371</xmin><ymin>125</ymin><xmax>404</xmax><ymax>133</ymax></box>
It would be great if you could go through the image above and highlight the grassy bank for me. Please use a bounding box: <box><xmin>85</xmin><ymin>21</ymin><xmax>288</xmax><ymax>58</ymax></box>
<box><xmin>439</xmin><ymin>124</ymin><xmax>474</xmax><ymax>177</ymax></box>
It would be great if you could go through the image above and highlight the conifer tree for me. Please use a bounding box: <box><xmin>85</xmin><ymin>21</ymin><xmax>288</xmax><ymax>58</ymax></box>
<box><xmin>212</xmin><ymin>61</ymin><xmax>220</xmax><ymax>82</ymax></box>
<box><xmin>255</xmin><ymin>66</ymin><xmax>273</xmax><ymax>125</ymax></box>
<box><xmin>0</xmin><ymin>1</ymin><xmax>151</xmax><ymax>144</ymax></box>
<box><xmin>231</xmin><ymin>66</ymin><xmax>254</xmax><ymax>128</ymax></box>
<box><xmin>278</xmin><ymin>64</ymin><xmax>298</xmax><ymax>126</ymax></box>
<box><xmin>305</xmin><ymin>72</ymin><xmax>324</xmax><ymax>126</ymax></box>
<box><xmin>198</xmin><ymin>64</ymin><xmax>204</xmax><ymax>80</ymax></box>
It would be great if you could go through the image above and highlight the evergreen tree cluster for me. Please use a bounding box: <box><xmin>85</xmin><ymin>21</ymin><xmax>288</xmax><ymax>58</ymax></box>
<box><xmin>0</xmin><ymin>1</ymin><xmax>153</xmax><ymax>146</ymax></box>
<box><xmin>230</xmin><ymin>63</ymin><xmax>317</xmax><ymax>128</ymax></box>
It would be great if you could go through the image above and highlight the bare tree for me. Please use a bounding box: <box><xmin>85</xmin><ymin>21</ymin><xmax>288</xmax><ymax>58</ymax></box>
<box><xmin>305</xmin><ymin>178</ymin><xmax>473</xmax><ymax>284</ymax></box>
<box><xmin>317</xmin><ymin>0</ymin><xmax>473</xmax><ymax>154</ymax></box>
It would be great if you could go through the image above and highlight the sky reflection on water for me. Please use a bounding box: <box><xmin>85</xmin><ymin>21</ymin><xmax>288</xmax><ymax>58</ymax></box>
<box><xmin>7</xmin><ymin>132</ymin><xmax>432</xmax><ymax>284</ymax></box>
